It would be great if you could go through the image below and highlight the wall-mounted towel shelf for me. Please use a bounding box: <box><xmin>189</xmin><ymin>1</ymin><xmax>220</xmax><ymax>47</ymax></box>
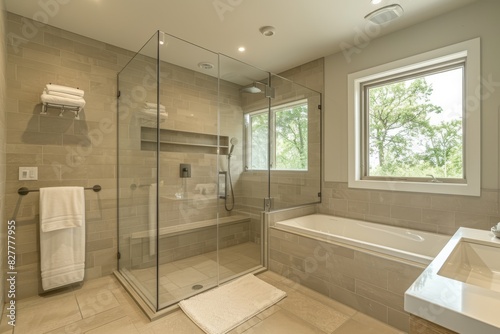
<box><xmin>18</xmin><ymin>185</ymin><xmax>102</xmax><ymax>196</ymax></box>
<box><xmin>41</xmin><ymin>103</ymin><xmax>83</xmax><ymax>119</ymax></box>
<box><xmin>41</xmin><ymin>84</ymin><xmax>86</xmax><ymax>119</ymax></box>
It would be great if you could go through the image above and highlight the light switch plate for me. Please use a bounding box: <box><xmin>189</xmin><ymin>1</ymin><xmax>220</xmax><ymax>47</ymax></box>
<box><xmin>19</xmin><ymin>167</ymin><xmax>38</xmax><ymax>180</ymax></box>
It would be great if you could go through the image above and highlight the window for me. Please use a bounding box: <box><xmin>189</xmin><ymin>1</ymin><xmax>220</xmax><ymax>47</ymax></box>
<box><xmin>348</xmin><ymin>38</ymin><xmax>480</xmax><ymax>196</ymax></box>
<box><xmin>245</xmin><ymin>100</ymin><xmax>308</xmax><ymax>171</ymax></box>
<box><xmin>364</xmin><ymin>65</ymin><xmax>464</xmax><ymax>179</ymax></box>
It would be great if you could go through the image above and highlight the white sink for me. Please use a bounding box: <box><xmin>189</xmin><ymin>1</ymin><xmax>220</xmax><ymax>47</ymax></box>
<box><xmin>438</xmin><ymin>240</ymin><xmax>500</xmax><ymax>292</ymax></box>
<box><xmin>405</xmin><ymin>227</ymin><xmax>500</xmax><ymax>334</ymax></box>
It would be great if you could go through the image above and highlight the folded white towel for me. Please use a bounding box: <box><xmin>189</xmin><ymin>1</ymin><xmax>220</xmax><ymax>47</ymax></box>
<box><xmin>44</xmin><ymin>89</ymin><xmax>83</xmax><ymax>100</ymax></box>
<box><xmin>144</xmin><ymin>102</ymin><xmax>166</xmax><ymax>111</ymax></box>
<box><xmin>41</xmin><ymin>93</ymin><xmax>86</xmax><ymax>109</ymax></box>
<box><xmin>46</xmin><ymin>84</ymin><xmax>84</xmax><ymax>97</ymax></box>
<box><xmin>40</xmin><ymin>187</ymin><xmax>85</xmax><ymax>232</ymax></box>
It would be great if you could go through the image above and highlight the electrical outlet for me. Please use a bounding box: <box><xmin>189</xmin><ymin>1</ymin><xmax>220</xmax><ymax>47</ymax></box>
<box><xmin>19</xmin><ymin>167</ymin><xmax>38</xmax><ymax>180</ymax></box>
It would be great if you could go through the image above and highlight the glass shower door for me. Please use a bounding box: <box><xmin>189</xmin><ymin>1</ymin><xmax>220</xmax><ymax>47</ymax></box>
<box><xmin>155</xmin><ymin>33</ymin><xmax>221</xmax><ymax>308</ymax></box>
<box><xmin>219</xmin><ymin>55</ymin><xmax>270</xmax><ymax>279</ymax></box>
<box><xmin>117</xmin><ymin>32</ymin><xmax>159</xmax><ymax>309</ymax></box>
<box><xmin>269</xmin><ymin>74</ymin><xmax>322</xmax><ymax>210</ymax></box>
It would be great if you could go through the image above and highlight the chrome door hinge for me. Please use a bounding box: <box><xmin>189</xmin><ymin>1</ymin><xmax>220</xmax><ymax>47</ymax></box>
<box><xmin>264</xmin><ymin>197</ymin><xmax>273</xmax><ymax>212</ymax></box>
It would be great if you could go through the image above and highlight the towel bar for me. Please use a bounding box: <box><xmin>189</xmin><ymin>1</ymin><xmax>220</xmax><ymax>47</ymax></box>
<box><xmin>18</xmin><ymin>185</ymin><xmax>101</xmax><ymax>196</ymax></box>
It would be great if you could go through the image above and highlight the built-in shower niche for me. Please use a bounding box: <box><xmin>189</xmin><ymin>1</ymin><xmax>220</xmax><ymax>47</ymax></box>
<box><xmin>140</xmin><ymin>127</ymin><xmax>229</xmax><ymax>155</ymax></box>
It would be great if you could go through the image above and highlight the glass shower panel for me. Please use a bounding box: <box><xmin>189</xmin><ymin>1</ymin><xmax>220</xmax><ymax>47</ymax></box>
<box><xmin>220</xmin><ymin>55</ymin><xmax>269</xmax><ymax>279</ymax></box>
<box><xmin>156</xmin><ymin>33</ymin><xmax>220</xmax><ymax>308</ymax></box>
<box><xmin>269</xmin><ymin>74</ymin><xmax>322</xmax><ymax>210</ymax></box>
<box><xmin>117</xmin><ymin>32</ymin><xmax>159</xmax><ymax>309</ymax></box>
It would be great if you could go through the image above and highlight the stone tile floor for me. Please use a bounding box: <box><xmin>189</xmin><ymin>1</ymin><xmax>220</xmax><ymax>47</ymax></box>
<box><xmin>0</xmin><ymin>270</ymin><xmax>406</xmax><ymax>334</ymax></box>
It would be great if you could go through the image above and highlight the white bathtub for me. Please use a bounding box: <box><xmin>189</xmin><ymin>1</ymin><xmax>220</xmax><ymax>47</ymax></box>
<box><xmin>274</xmin><ymin>214</ymin><xmax>450</xmax><ymax>265</ymax></box>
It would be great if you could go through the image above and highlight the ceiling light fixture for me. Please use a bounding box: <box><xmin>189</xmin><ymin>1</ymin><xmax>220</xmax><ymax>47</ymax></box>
<box><xmin>238</xmin><ymin>46</ymin><xmax>246</xmax><ymax>52</ymax></box>
<box><xmin>159</xmin><ymin>31</ymin><xmax>165</xmax><ymax>45</ymax></box>
<box><xmin>371</xmin><ymin>0</ymin><xmax>383</xmax><ymax>5</ymax></box>
<box><xmin>365</xmin><ymin>4</ymin><xmax>404</xmax><ymax>25</ymax></box>
<box><xmin>259</xmin><ymin>26</ymin><xmax>276</xmax><ymax>37</ymax></box>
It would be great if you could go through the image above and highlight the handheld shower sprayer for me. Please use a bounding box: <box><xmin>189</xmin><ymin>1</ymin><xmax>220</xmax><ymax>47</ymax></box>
<box><xmin>225</xmin><ymin>137</ymin><xmax>238</xmax><ymax>211</ymax></box>
<box><xmin>228</xmin><ymin>137</ymin><xmax>238</xmax><ymax>157</ymax></box>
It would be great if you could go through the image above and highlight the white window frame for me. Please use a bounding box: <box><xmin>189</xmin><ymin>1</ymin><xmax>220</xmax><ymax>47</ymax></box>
<box><xmin>348</xmin><ymin>38</ymin><xmax>480</xmax><ymax>196</ymax></box>
<box><xmin>245</xmin><ymin>99</ymin><xmax>309</xmax><ymax>171</ymax></box>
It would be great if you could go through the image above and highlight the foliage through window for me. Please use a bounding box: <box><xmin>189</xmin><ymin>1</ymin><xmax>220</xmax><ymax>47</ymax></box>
<box><xmin>246</xmin><ymin>100</ymin><xmax>308</xmax><ymax>171</ymax></box>
<box><xmin>364</xmin><ymin>66</ymin><xmax>464</xmax><ymax>180</ymax></box>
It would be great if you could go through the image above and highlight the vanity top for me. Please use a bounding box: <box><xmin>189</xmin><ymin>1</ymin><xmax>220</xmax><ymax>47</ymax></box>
<box><xmin>404</xmin><ymin>227</ymin><xmax>500</xmax><ymax>334</ymax></box>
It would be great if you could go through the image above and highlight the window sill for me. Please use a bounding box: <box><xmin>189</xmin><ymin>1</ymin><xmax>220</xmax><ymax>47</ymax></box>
<box><xmin>348</xmin><ymin>178</ymin><xmax>480</xmax><ymax>196</ymax></box>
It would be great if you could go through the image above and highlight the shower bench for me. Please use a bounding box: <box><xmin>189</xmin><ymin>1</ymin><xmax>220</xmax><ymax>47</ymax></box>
<box><xmin>128</xmin><ymin>215</ymin><xmax>251</xmax><ymax>267</ymax></box>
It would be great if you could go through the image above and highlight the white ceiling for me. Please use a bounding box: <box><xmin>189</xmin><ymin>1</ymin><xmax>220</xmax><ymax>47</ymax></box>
<box><xmin>5</xmin><ymin>0</ymin><xmax>479</xmax><ymax>75</ymax></box>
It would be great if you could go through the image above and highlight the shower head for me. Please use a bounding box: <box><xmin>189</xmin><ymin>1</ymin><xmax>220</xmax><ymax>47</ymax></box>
<box><xmin>240</xmin><ymin>82</ymin><xmax>262</xmax><ymax>94</ymax></box>
<box><xmin>228</xmin><ymin>137</ymin><xmax>238</xmax><ymax>157</ymax></box>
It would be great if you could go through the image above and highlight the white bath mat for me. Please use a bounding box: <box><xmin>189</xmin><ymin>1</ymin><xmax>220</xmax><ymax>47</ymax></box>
<box><xmin>179</xmin><ymin>274</ymin><xmax>286</xmax><ymax>334</ymax></box>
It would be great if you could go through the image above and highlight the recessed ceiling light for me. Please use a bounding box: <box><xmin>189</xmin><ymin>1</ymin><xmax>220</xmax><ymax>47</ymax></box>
<box><xmin>198</xmin><ymin>62</ymin><xmax>214</xmax><ymax>70</ymax></box>
<box><xmin>371</xmin><ymin>0</ymin><xmax>382</xmax><ymax>4</ymax></box>
<box><xmin>238</xmin><ymin>46</ymin><xmax>246</xmax><ymax>52</ymax></box>
<box><xmin>259</xmin><ymin>26</ymin><xmax>276</xmax><ymax>37</ymax></box>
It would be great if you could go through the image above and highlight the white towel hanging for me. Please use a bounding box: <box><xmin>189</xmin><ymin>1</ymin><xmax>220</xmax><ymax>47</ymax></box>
<box><xmin>39</xmin><ymin>187</ymin><xmax>86</xmax><ymax>291</ymax></box>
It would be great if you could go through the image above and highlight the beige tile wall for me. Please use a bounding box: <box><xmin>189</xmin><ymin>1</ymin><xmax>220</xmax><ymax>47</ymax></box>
<box><xmin>5</xmin><ymin>12</ymin><xmax>131</xmax><ymax>299</ymax></box>
<box><xmin>318</xmin><ymin>182</ymin><xmax>500</xmax><ymax>235</ymax></box>
<box><xmin>0</xmin><ymin>3</ymin><xmax>7</xmax><ymax>307</ymax></box>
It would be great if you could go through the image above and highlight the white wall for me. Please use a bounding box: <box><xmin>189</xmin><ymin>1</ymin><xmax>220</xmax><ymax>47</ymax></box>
<box><xmin>324</xmin><ymin>0</ymin><xmax>500</xmax><ymax>190</ymax></box>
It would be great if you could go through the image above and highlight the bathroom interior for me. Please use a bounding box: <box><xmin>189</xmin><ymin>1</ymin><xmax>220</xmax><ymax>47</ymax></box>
<box><xmin>0</xmin><ymin>0</ymin><xmax>500</xmax><ymax>333</ymax></box>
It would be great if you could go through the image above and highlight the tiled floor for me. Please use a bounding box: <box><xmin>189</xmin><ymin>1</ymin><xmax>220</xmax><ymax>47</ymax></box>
<box><xmin>0</xmin><ymin>271</ymin><xmax>405</xmax><ymax>334</ymax></box>
<box><xmin>127</xmin><ymin>242</ymin><xmax>262</xmax><ymax>307</ymax></box>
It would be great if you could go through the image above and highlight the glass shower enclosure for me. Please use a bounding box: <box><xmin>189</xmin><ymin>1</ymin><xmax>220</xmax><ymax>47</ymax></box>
<box><xmin>117</xmin><ymin>31</ymin><xmax>321</xmax><ymax>314</ymax></box>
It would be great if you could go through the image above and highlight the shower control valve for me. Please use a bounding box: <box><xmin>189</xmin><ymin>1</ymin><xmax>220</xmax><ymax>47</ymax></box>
<box><xmin>180</xmin><ymin>164</ymin><xmax>191</xmax><ymax>178</ymax></box>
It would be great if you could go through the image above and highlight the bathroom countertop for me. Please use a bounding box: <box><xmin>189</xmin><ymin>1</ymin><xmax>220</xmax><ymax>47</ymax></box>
<box><xmin>404</xmin><ymin>227</ymin><xmax>500</xmax><ymax>334</ymax></box>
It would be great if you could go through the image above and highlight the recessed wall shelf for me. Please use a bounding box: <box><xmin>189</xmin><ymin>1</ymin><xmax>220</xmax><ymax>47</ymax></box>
<box><xmin>141</xmin><ymin>127</ymin><xmax>229</xmax><ymax>155</ymax></box>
